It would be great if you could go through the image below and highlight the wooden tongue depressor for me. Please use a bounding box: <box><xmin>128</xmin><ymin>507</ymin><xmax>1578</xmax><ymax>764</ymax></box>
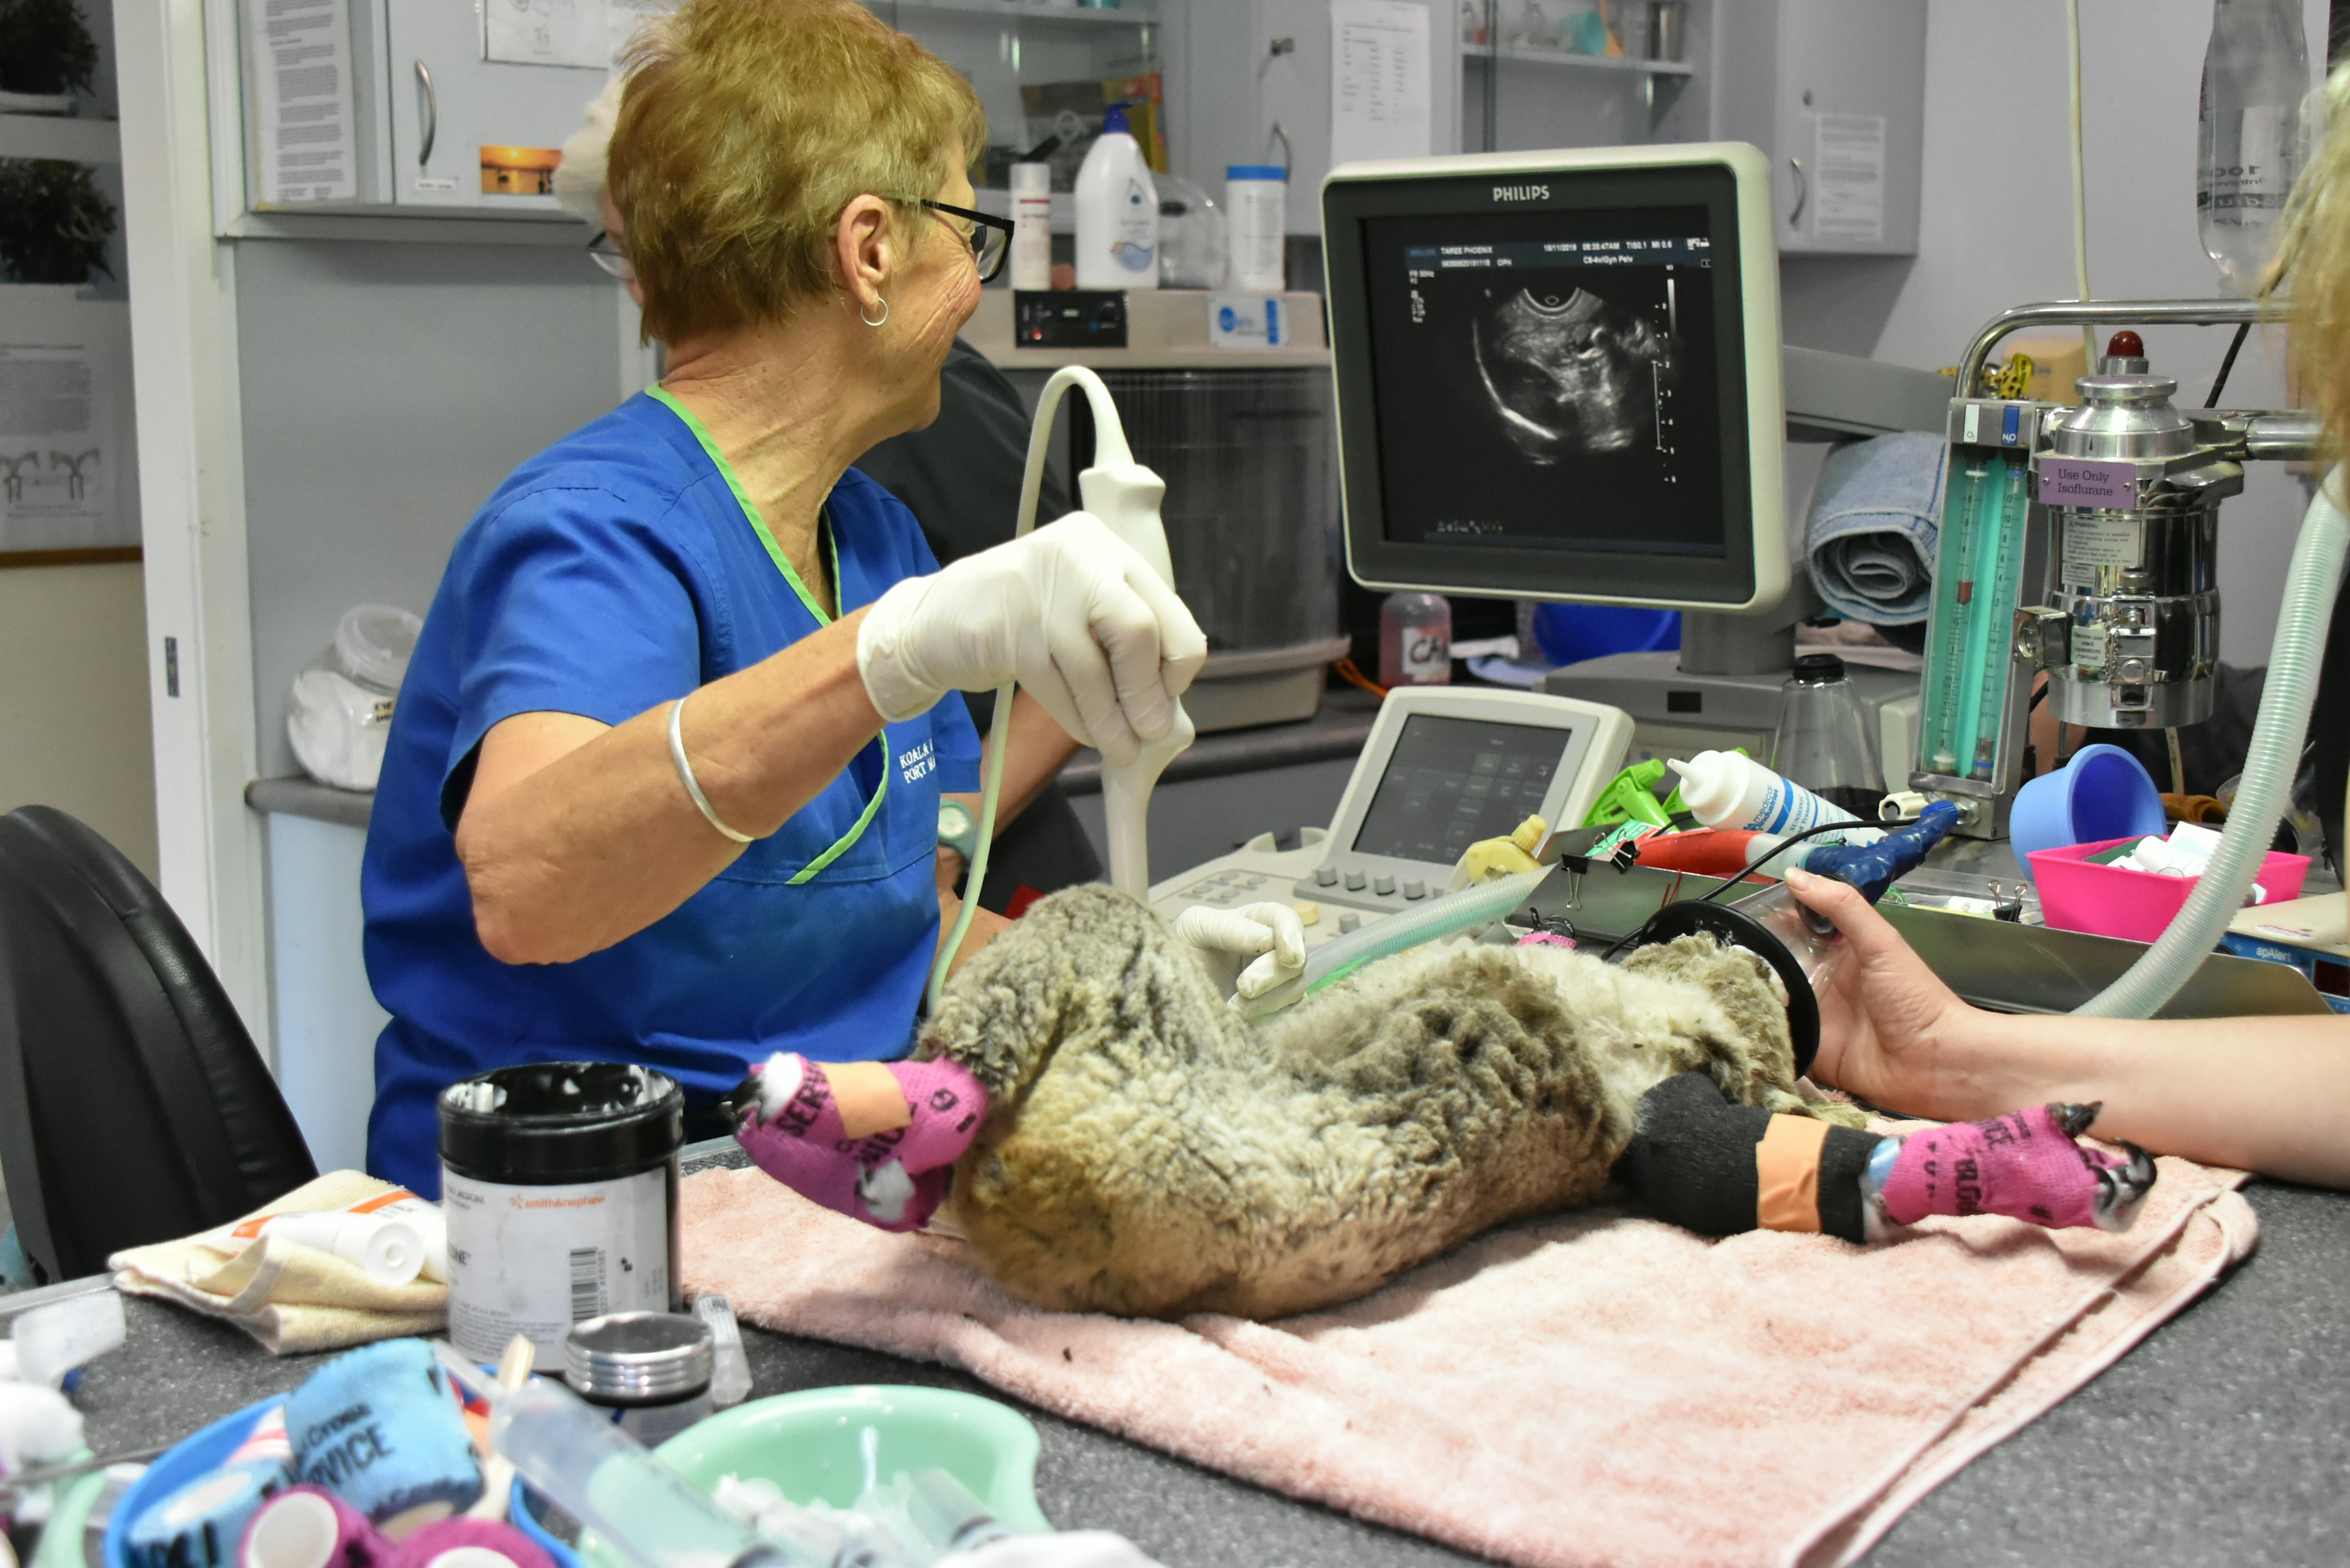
<box><xmin>464</xmin><ymin>1334</ymin><xmax>536</xmax><ymax>1520</ymax></box>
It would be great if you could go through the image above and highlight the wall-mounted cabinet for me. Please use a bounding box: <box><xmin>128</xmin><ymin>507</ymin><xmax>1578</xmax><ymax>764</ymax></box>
<box><xmin>209</xmin><ymin>0</ymin><xmax>1174</xmax><ymax>232</ymax></box>
<box><xmin>1710</xmin><ymin>0</ymin><xmax>1924</xmax><ymax>255</ymax></box>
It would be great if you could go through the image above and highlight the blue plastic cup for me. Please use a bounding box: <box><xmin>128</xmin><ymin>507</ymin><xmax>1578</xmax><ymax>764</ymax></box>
<box><xmin>2009</xmin><ymin>742</ymin><xmax>2168</xmax><ymax>878</ymax></box>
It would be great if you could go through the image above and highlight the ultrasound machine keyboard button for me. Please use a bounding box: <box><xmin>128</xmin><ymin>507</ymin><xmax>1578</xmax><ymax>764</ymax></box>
<box><xmin>1373</xmin><ymin>874</ymin><xmax>1395</xmax><ymax>895</ymax></box>
<box><xmin>1403</xmin><ymin>879</ymin><xmax>1426</xmax><ymax>899</ymax></box>
<box><xmin>1344</xmin><ymin>869</ymin><xmax>1367</xmax><ymax>890</ymax></box>
<box><xmin>1315</xmin><ymin>866</ymin><xmax>1338</xmax><ymax>886</ymax></box>
<box><xmin>1338</xmin><ymin>913</ymin><xmax>1361</xmax><ymax>933</ymax></box>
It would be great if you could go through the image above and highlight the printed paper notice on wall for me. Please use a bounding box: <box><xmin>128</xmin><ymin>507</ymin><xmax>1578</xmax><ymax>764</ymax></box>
<box><xmin>0</xmin><ymin>291</ymin><xmax>137</xmax><ymax>556</ymax></box>
<box><xmin>1330</xmin><ymin>0</ymin><xmax>1432</xmax><ymax>168</ymax></box>
<box><xmin>1810</xmin><ymin>114</ymin><xmax>1886</xmax><ymax>245</ymax></box>
<box><xmin>244</xmin><ymin>0</ymin><xmax>356</xmax><ymax>204</ymax></box>
<box><xmin>485</xmin><ymin>0</ymin><xmax>613</xmax><ymax>70</ymax></box>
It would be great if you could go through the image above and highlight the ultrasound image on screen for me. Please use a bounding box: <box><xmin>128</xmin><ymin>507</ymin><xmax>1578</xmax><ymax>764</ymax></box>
<box><xmin>1360</xmin><ymin>207</ymin><xmax>1726</xmax><ymax>558</ymax></box>
<box><xmin>1350</xmin><ymin>715</ymin><xmax>1566</xmax><ymax>868</ymax></box>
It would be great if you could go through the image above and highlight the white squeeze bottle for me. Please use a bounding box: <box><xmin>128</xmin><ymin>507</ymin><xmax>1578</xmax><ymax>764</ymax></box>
<box><xmin>1075</xmin><ymin>103</ymin><xmax>1159</xmax><ymax>289</ymax></box>
<box><xmin>1668</xmin><ymin>750</ymin><xmax>1862</xmax><ymax>835</ymax></box>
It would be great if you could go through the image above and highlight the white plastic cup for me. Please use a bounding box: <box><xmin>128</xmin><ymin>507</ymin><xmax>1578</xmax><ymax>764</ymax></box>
<box><xmin>1225</xmin><ymin>165</ymin><xmax>1285</xmax><ymax>291</ymax></box>
<box><xmin>1010</xmin><ymin>162</ymin><xmax>1052</xmax><ymax>292</ymax></box>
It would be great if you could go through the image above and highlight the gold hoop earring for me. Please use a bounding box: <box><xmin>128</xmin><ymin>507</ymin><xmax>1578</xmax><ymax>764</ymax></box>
<box><xmin>860</xmin><ymin>297</ymin><xmax>890</xmax><ymax>327</ymax></box>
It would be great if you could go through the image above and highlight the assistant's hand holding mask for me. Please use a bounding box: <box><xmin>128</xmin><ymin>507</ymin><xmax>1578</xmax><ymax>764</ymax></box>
<box><xmin>856</xmin><ymin>511</ymin><xmax>1209</xmax><ymax>766</ymax></box>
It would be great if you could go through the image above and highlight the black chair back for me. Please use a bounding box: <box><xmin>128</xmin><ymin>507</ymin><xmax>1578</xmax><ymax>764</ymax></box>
<box><xmin>0</xmin><ymin>806</ymin><xmax>315</xmax><ymax>1282</ymax></box>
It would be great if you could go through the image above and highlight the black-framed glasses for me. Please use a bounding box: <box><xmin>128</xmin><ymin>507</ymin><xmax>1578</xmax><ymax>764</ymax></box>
<box><xmin>912</xmin><ymin>199</ymin><xmax>1013</xmax><ymax>283</ymax></box>
<box><xmin>586</xmin><ymin>229</ymin><xmax>634</xmax><ymax>282</ymax></box>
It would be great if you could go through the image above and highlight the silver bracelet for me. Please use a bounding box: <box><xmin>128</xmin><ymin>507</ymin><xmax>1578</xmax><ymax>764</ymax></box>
<box><xmin>666</xmin><ymin>696</ymin><xmax>756</xmax><ymax>844</ymax></box>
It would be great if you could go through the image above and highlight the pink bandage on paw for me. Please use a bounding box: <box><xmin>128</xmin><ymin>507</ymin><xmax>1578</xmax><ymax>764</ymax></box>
<box><xmin>1879</xmin><ymin>1103</ymin><xmax>2156</xmax><ymax>1233</ymax></box>
<box><xmin>731</xmin><ymin>1053</ymin><xmax>987</xmax><ymax>1233</ymax></box>
<box><xmin>1515</xmin><ymin>931</ymin><xmax>1576</xmax><ymax>950</ymax></box>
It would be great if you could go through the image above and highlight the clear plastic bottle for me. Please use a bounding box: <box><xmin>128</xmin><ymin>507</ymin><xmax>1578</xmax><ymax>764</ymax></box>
<box><xmin>2198</xmin><ymin>0</ymin><xmax>2311</xmax><ymax>297</ymax></box>
<box><xmin>1770</xmin><ymin>653</ymin><xmax>1884</xmax><ymax>821</ymax></box>
<box><xmin>1378</xmin><ymin>591</ymin><xmax>1452</xmax><ymax>686</ymax></box>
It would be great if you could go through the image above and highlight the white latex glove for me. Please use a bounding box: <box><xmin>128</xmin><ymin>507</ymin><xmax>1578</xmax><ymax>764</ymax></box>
<box><xmin>937</xmin><ymin>1531</ymin><xmax>1169</xmax><ymax>1568</ymax></box>
<box><xmin>1176</xmin><ymin>901</ymin><xmax>1308</xmax><ymax>999</ymax></box>
<box><xmin>856</xmin><ymin>512</ymin><xmax>1209</xmax><ymax>767</ymax></box>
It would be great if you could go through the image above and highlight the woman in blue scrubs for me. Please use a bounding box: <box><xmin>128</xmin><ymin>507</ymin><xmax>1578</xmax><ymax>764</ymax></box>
<box><xmin>359</xmin><ymin>0</ymin><xmax>1204</xmax><ymax>1194</ymax></box>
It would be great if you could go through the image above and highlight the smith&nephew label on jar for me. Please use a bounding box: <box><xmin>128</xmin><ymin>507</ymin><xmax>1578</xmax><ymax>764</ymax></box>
<box><xmin>442</xmin><ymin>1168</ymin><xmax>671</xmax><ymax>1363</ymax></box>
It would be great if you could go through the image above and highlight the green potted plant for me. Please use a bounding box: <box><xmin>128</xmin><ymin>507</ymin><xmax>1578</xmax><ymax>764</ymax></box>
<box><xmin>0</xmin><ymin>159</ymin><xmax>116</xmax><ymax>284</ymax></box>
<box><xmin>0</xmin><ymin>0</ymin><xmax>100</xmax><ymax>114</ymax></box>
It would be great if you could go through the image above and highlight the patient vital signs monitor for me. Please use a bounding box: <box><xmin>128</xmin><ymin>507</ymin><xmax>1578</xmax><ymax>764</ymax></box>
<box><xmin>1320</xmin><ymin>143</ymin><xmax>1789</xmax><ymax>612</ymax></box>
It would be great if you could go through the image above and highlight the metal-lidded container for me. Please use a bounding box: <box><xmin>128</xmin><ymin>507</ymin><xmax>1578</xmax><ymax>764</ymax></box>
<box><xmin>439</xmin><ymin>1062</ymin><xmax>685</xmax><ymax>1364</ymax></box>
<box><xmin>565</xmin><ymin>1311</ymin><xmax>716</xmax><ymax>1447</ymax></box>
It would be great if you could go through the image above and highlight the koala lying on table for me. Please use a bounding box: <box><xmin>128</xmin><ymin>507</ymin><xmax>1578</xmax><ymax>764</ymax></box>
<box><xmin>731</xmin><ymin>886</ymin><xmax>2155</xmax><ymax>1320</ymax></box>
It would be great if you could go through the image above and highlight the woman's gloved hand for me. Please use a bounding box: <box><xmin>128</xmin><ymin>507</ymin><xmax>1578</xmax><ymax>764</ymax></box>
<box><xmin>856</xmin><ymin>512</ymin><xmax>1209</xmax><ymax>767</ymax></box>
<box><xmin>1176</xmin><ymin>901</ymin><xmax>1308</xmax><ymax>999</ymax></box>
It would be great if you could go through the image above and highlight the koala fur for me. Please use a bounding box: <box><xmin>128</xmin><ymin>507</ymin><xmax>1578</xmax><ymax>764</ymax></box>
<box><xmin>917</xmin><ymin>884</ymin><xmax>1815</xmax><ymax>1321</ymax></box>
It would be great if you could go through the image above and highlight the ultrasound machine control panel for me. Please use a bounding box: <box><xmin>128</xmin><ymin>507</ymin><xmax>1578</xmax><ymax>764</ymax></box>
<box><xmin>1149</xmin><ymin>689</ymin><xmax>1634</xmax><ymax>949</ymax></box>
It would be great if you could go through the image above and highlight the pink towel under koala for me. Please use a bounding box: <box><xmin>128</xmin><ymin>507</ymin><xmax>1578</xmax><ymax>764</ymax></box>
<box><xmin>680</xmin><ymin>1144</ymin><xmax>2255</xmax><ymax>1568</ymax></box>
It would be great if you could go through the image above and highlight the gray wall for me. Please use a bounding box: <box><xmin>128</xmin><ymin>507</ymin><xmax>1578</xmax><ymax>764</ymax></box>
<box><xmin>237</xmin><ymin>240</ymin><xmax>625</xmax><ymax>778</ymax></box>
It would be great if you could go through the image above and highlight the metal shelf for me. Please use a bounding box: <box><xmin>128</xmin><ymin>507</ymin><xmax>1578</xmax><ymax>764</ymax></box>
<box><xmin>1460</xmin><ymin>41</ymin><xmax>1694</xmax><ymax>75</ymax></box>
<box><xmin>874</xmin><ymin>0</ymin><xmax>1161</xmax><ymax>26</ymax></box>
<box><xmin>0</xmin><ymin>113</ymin><xmax>121</xmax><ymax>163</ymax></box>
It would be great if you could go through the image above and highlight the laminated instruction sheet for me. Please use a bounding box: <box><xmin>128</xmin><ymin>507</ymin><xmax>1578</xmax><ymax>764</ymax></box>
<box><xmin>244</xmin><ymin>0</ymin><xmax>356</xmax><ymax>203</ymax></box>
<box><xmin>1330</xmin><ymin>0</ymin><xmax>1432</xmax><ymax>168</ymax></box>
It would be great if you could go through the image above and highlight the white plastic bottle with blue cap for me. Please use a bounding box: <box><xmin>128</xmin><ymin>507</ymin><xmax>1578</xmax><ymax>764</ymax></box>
<box><xmin>1225</xmin><ymin>165</ymin><xmax>1285</xmax><ymax>291</ymax></box>
<box><xmin>1075</xmin><ymin>103</ymin><xmax>1158</xmax><ymax>289</ymax></box>
<box><xmin>1669</xmin><ymin>750</ymin><xmax>1861</xmax><ymax>836</ymax></box>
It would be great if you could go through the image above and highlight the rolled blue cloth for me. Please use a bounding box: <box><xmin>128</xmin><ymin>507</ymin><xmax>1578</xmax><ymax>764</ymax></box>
<box><xmin>285</xmin><ymin>1338</ymin><xmax>482</xmax><ymax>1526</ymax></box>
<box><xmin>1803</xmin><ymin>432</ymin><xmax>1947</xmax><ymax>627</ymax></box>
<box><xmin>123</xmin><ymin>1462</ymin><xmax>290</xmax><ymax>1568</ymax></box>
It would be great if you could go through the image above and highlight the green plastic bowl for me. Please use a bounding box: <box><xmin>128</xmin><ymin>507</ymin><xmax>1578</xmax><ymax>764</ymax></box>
<box><xmin>580</xmin><ymin>1384</ymin><xmax>1048</xmax><ymax>1565</ymax></box>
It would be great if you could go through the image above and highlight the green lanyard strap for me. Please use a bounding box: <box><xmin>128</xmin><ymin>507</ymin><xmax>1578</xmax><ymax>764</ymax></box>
<box><xmin>649</xmin><ymin>385</ymin><xmax>887</xmax><ymax>884</ymax></box>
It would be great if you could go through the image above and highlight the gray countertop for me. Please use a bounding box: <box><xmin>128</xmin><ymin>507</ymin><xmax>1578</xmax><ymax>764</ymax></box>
<box><xmin>31</xmin><ymin>1172</ymin><xmax>2350</xmax><ymax>1567</ymax></box>
<box><xmin>242</xmin><ymin>689</ymin><xmax>1384</xmax><ymax>824</ymax></box>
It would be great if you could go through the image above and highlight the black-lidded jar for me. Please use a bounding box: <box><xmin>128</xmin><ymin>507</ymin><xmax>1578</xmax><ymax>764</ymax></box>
<box><xmin>565</xmin><ymin>1312</ymin><xmax>715</xmax><ymax>1447</ymax></box>
<box><xmin>439</xmin><ymin>1062</ymin><xmax>684</xmax><ymax>1364</ymax></box>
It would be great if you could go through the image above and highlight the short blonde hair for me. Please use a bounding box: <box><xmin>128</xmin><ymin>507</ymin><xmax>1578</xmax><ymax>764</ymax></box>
<box><xmin>2277</xmin><ymin>66</ymin><xmax>2350</xmax><ymax>463</ymax></box>
<box><xmin>608</xmin><ymin>0</ymin><xmax>985</xmax><ymax>343</ymax></box>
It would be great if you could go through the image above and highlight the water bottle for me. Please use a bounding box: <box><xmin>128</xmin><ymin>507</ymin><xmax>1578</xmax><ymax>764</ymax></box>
<box><xmin>1769</xmin><ymin>654</ymin><xmax>1884</xmax><ymax>821</ymax></box>
<box><xmin>2198</xmin><ymin>0</ymin><xmax>2311</xmax><ymax>297</ymax></box>
<box><xmin>1378</xmin><ymin>592</ymin><xmax>1452</xmax><ymax>687</ymax></box>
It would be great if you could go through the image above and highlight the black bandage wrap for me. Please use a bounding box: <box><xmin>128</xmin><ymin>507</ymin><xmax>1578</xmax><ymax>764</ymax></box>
<box><xmin>1615</xmin><ymin>1072</ymin><xmax>1881</xmax><ymax>1244</ymax></box>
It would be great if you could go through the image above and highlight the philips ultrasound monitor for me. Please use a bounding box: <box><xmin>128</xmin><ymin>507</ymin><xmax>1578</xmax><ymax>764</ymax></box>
<box><xmin>1321</xmin><ymin>142</ymin><xmax>1789</xmax><ymax>612</ymax></box>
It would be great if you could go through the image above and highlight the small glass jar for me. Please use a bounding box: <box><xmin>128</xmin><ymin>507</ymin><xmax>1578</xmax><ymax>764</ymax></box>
<box><xmin>565</xmin><ymin>1312</ymin><xmax>714</xmax><ymax>1447</ymax></box>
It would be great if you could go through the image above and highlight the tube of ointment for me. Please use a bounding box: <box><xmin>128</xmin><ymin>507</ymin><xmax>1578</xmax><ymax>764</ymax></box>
<box><xmin>259</xmin><ymin>1212</ymin><xmax>428</xmax><ymax>1286</ymax></box>
<box><xmin>233</xmin><ymin>1189</ymin><xmax>447</xmax><ymax>1283</ymax></box>
<box><xmin>692</xmin><ymin>1295</ymin><xmax>754</xmax><ymax>1409</ymax></box>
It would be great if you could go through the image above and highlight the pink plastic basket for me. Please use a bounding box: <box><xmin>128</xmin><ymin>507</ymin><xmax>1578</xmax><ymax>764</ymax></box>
<box><xmin>2029</xmin><ymin>835</ymin><xmax>2311</xmax><ymax>944</ymax></box>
